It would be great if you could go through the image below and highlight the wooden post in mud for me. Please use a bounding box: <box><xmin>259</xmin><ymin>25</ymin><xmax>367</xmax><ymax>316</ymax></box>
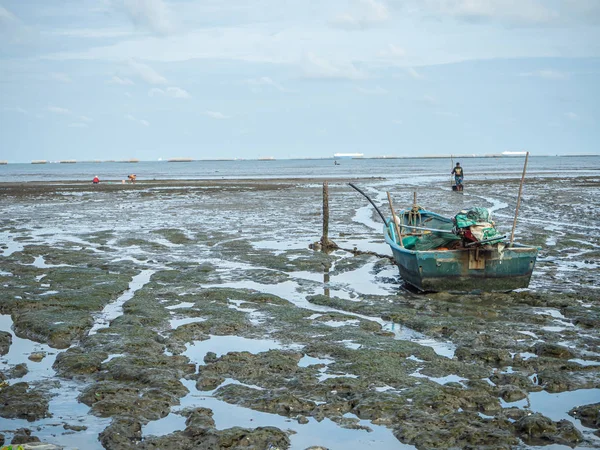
<box><xmin>386</xmin><ymin>192</ymin><xmax>403</xmax><ymax>248</ymax></box>
<box><xmin>509</xmin><ymin>151</ymin><xmax>529</xmax><ymax>247</ymax></box>
<box><xmin>321</xmin><ymin>181</ymin><xmax>330</xmax><ymax>249</ymax></box>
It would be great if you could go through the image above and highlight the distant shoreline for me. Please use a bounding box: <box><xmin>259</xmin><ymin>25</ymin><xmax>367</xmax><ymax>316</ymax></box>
<box><xmin>2</xmin><ymin>154</ymin><xmax>599</xmax><ymax>165</ymax></box>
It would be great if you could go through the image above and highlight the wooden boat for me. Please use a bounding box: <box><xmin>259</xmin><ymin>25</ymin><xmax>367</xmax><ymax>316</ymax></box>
<box><xmin>384</xmin><ymin>207</ymin><xmax>538</xmax><ymax>293</ymax></box>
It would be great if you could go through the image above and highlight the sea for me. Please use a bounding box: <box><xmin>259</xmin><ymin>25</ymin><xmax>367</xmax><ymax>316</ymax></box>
<box><xmin>1</xmin><ymin>155</ymin><xmax>599</xmax><ymax>183</ymax></box>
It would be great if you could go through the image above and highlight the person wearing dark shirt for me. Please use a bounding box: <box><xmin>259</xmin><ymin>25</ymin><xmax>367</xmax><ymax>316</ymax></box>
<box><xmin>451</xmin><ymin>163</ymin><xmax>464</xmax><ymax>191</ymax></box>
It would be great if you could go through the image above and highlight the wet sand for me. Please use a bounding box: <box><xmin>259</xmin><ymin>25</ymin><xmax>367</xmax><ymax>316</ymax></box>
<box><xmin>1</xmin><ymin>176</ymin><xmax>599</xmax><ymax>449</ymax></box>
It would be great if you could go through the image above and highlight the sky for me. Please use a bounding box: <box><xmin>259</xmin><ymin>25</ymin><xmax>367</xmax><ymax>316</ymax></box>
<box><xmin>1</xmin><ymin>0</ymin><xmax>599</xmax><ymax>162</ymax></box>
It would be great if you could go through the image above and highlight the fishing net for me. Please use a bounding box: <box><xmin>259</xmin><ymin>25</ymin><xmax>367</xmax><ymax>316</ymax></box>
<box><xmin>402</xmin><ymin>219</ymin><xmax>461</xmax><ymax>250</ymax></box>
<box><xmin>454</xmin><ymin>207</ymin><xmax>504</xmax><ymax>244</ymax></box>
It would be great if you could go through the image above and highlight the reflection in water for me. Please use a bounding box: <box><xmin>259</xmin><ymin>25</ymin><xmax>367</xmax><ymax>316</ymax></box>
<box><xmin>323</xmin><ymin>262</ymin><xmax>331</xmax><ymax>297</ymax></box>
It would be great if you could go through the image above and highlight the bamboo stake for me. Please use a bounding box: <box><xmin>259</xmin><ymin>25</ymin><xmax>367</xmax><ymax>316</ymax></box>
<box><xmin>450</xmin><ymin>154</ymin><xmax>454</xmax><ymax>190</ymax></box>
<box><xmin>509</xmin><ymin>151</ymin><xmax>529</xmax><ymax>247</ymax></box>
<box><xmin>386</xmin><ymin>192</ymin><xmax>403</xmax><ymax>248</ymax></box>
<box><xmin>321</xmin><ymin>181</ymin><xmax>329</xmax><ymax>249</ymax></box>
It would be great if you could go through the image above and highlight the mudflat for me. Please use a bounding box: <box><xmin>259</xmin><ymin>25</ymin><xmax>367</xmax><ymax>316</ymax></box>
<box><xmin>1</xmin><ymin>176</ymin><xmax>599</xmax><ymax>449</ymax></box>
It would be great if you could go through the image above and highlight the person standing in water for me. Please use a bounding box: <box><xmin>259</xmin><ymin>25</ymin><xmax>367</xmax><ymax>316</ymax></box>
<box><xmin>451</xmin><ymin>162</ymin><xmax>464</xmax><ymax>191</ymax></box>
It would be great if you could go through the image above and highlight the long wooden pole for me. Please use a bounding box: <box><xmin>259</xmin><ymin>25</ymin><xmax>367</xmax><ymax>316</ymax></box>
<box><xmin>321</xmin><ymin>181</ymin><xmax>329</xmax><ymax>249</ymax></box>
<box><xmin>509</xmin><ymin>152</ymin><xmax>529</xmax><ymax>247</ymax></box>
<box><xmin>386</xmin><ymin>192</ymin><xmax>403</xmax><ymax>247</ymax></box>
<box><xmin>450</xmin><ymin>154</ymin><xmax>454</xmax><ymax>189</ymax></box>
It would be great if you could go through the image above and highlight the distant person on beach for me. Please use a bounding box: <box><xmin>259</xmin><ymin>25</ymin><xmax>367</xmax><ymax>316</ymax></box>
<box><xmin>128</xmin><ymin>174</ymin><xmax>136</xmax><ymax>184</ymax></box>
<box><xmin>451</xmin><ymin>162</ymin><xmax>463</xmax><ymax>191</ymax></box>
<box><xmin>92</xmin><ymin>176</ymin><xmax>100</xmax><ymax>184</ymax></box>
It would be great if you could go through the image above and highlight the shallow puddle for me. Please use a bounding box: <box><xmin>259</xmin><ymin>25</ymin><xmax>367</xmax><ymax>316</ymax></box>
<box><xmin>143</xmin><ymin>378</ymin><xmax>416</xmax><ymax>450</ymax></box>
<box><xmin>89</xmin><ymin>269</ymin><xmax>155</xmax><ymax>334</ymax></box>
<box><xmin>183</xmin><ymin>335</ymin><xmax>303</xmax><ymax>368</ymax></box>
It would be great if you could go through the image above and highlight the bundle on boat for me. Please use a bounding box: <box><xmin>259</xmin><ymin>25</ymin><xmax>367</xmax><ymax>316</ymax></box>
<box><xmin>393</xmin><ymin>207</ymin><xmax>504</xmax><ymax>251</ymax></box>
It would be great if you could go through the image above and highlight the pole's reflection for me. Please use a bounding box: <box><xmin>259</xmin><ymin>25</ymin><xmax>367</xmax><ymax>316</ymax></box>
<box><xmin>323</xmin><ymin>262</ymin><xmax>331</xmax><ymax>297</ymax></box>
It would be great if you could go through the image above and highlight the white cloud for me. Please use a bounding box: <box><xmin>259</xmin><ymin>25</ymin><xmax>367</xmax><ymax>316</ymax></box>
<box><xmin>128</xmin><ymin>59</ymin><xmax>167</xmax><ymax>84</ymax></box>
<box><xmin>148</xmin><ymin>87</ymin><xmax>164</xmax><ymax>97</ymax></box>
<box><xmin>244</xmin><ymin>76</ymin><xmax>287</xmax><ymax>92</ymax></box>
<box><xmin>419</xmin><ymin>0</ymin><xmax>558</xmax><ymax>25</ymax></box>
<box><xmin>47</xmin><ymin>106</ymin><xmax>71</xmax><ymax>114</ymax></box>
<box><xmin>355</xmin><ymin>85</ymin><xmax>388</xmax><ymax>95</ymax></box>
<box><xmin>331</xmin><ymin>0</ymin><xmax>390</xmax><ymax>29</ymax></box>
<box><xmin>406</xmin><ymin>67</ymin><xmax>423</xmax><ymax>79</ymax></box>
<box><xmin>378</xmin><ymin>44</ymin><xmax>405</xmax><ymax>58</ymax></box>
<box><xmin>565</xmin><ymin>111</ymin><xmax>579</xmax><ymax>120</ymax></box>
<box><xmin>68</xmin><ymin>122</ymin><xmax>88</xmax><ymax>128</ymax></box>
<box><xmin>122</xmin><ymin>0</ymin><xmax>176</xmax><ymax>35</ymax></box>
<box><xmin>435</xmin><ymin>110</ymin><xmax>458</xmax><ymax>117</ymax></box>
<box><xmin>49</xmin><ymin>72</ymin><xmax>72</xmax><ymax>83</ymax></box>
<box><xmin>302</xmin><ymin>52</ymin><xmax>367</xmax><ymax>80</ymax></box>
<box><xmin>49</xmin><ymin>28</ymin><xmax>136</xmax><ymax>39</ymax></box>
<box><xmin>125</xmin><ymin>113</ymin><xmax>150</xmax><ymax>126</ymax></box>
<box><xmin>423</xmin><ymin>95</ymin><xmax>437</xmax><ymax>105</ymax></box>
<box><xmin>0</xmin><ymin>4</ymin><xmax>37</xmax><ymax>46</ymax></box>
<box><xmin>0</xmin><ymin>5</ymin><xmax>18</xmax><ymax>27</ymax></box>
<box><xmin>80</xmin><ymin>115</ymin><xmax>93</xmax><ymax>122</ymax></box>
<box><xmin>203</xmin><ymin>111</ymin><xmax>230</xmax><ymax>120</ymax></box>
<box><xmin>148</xmin><ymin>86</ymin><xmax>191</xmax><ymax>98</ymax></box>
<box><xmin>519</xmin><ymin>69</ymin><xmax>568</xmax><ymax>80</ymax></box>
<box><xmin>3</xmin><ymin>106</ymin><xmax>29</xmax><ymax>115</ymax></box>
<box><xmin>109</xmin><ymin>75</ymin><xmax>135</xmax><ymax>85</ymax></box>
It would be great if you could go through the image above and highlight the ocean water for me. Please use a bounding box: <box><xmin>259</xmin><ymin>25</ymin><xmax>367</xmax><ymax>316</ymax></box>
<box><xmin>0</xmin><ymin>155</ymin><xmax>598</xmax><ymax>182</ymax></box>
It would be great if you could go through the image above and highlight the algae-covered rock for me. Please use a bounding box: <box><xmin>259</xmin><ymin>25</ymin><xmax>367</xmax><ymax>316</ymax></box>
<box><xmin>53</xmin><ymin>348</ymin><xmax>108</xmax><ymax>377</ymax></box>
<box><xmin>184</xmin><ymin>407</ymin><xmax>216</xmax><ymax>430</ymax></box>
<box><xmin>515</xmin><ymin>413</ymin><xmax>583</xmax><ymax>447</ymax></box>
<box><xmin>0</xmin><ymin>382</ymin><xmax>50</xmax><ymax>421</ymax></box>
<box><xmin>12</xmin><ymin>309</ymin><xmax>94</xmax><ymax>349</ymax></box>
<box><xmin>0</xmin><ymin>331</ymin><xmax>11</xmax><ymax>355</ymax></box>
<box><xmin>99</xmin><ymin>416</ymin><xmax>142</xmax><ymax>450</ymax></box>
<box><xmin>394</xmin><ymin>410</ymin><xmax>518</xmax><ymax>449</ymax></box>
<box><xmin>569</xmin><ymin>402</ymin><xmax>600</xmax><ymax>429</ymax></box>
<box><xmin>498</xmin><ymin>385</ymin><xmax>528</xmax><ymax>402</ymax></box>
<box><xmin>216</xmin><ymin>383</ymin><xmax>317</xmax><ymax>417</ymax></box>
<box><xmin>455</xmin><ymin>346</ymin><xmax>513</xmax><ymax>366</ymax></box>
<box><xmin>217</xmin><ymin>426</ymin><xmax>290</xmax><ymax>450</ymax></box>
<box><xmin>533</xmin><ymin>342</ymin><xmax>576</xmax><ymax>359</ymax></box>
<box><xmin>11</xmin><ymin>428</ymin><xmax>41</xmax><ymax>445</ymax></box>
<box><xmin>6</xmin><ymin>363</ymin><xmax>29</xmax><ymax>379</ymax></box>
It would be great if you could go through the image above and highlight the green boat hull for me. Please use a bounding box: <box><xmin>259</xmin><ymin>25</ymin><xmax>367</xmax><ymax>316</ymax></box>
<box><xmin>384</xmin><ymin>211</ymin><xmax>538</xmax><ymax>292</ymax></box>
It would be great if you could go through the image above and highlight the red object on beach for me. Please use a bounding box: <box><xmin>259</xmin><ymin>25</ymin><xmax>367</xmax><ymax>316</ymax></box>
<box><xmin>92</xmin><ymin>176</ymin><xmax>100</xmax><ymax>184</ymax></box>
